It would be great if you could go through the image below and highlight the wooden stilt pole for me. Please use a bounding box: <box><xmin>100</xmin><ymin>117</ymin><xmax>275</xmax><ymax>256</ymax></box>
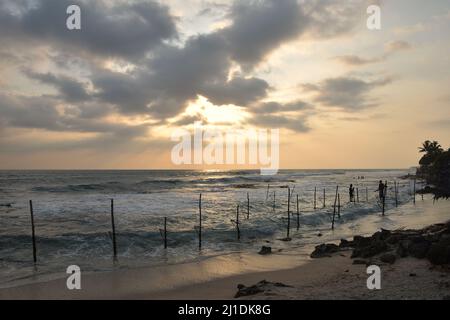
<box><xmin>236</xmin><ymin>204</ymin><xmax>240</xmax><ymax>240</ymax></box>
<box><xmin>314</xmin><ymin>187</ymin><xmax>317</xmax><ymax>210</ymax></box>
<box><xmin>366</xmin><ymin>187</ymin><xmax>369</xmax><ymax>202</ymax></box>
<box><xmin>164</xmin><ymin>217</ymin><xmax>167</xmax><ymax>249</ymax></box>
<box><xmin>29</xmin><ymin>200</ymin><xmax>37</xmax><ymax>264</ymax></box>
<box><xmin>323</xmin><ymin>188</ymin><xmax>326</xmax><ymax>208</ymax></box>
<box><xmin>247</xmin><ymin>192</ymin><xmax>250</xmax><ymax>219</ymax></box>
<box><xmin>110</xmin><ymin>199</ymin><xmax>117</xmax><ymax>259</ymax></box>
<box><xmin>394</xmin><ymin>181</ymin><xmax>398</xmax><ymax>207</ymax></box>
<box><xmin>413</xmin><ymin>178</ymin><xmax>416</xmax><ymax>204</ymax></box>
<box><xmin>332</xmin><ymin>186</ymin><xmax>338</xmax><ymax>229</ymax></box>
<box><xmin>296</xmin><ymin>194</ymin><xmax>300</xmax><ymax>231</ymax></box>
<box><xmin>356</xmin><ymin>188</ymin><xmax>359</xmax><ymax>202</ymax></box>
<box><xmin>198</xmin><ymin>193</ymin><xmax>202</xmax><ymax>250</ymax></box>
<box><xmin>338</xmin><ymin>193</ymin><xmax>341</xmax><ymax>218</ymax></box>
<box><xmin>273</xmin><ymin>191</ymin><xmax>276</xmax><ymax>211</ymax></box>
<box><xmin>287</xmin><ymin>187</ymin><xmax>290</xmax><ymax>239</ymax></box>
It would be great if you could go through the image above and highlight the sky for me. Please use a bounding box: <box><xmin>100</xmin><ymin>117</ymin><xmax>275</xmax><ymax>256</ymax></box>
<box><xmin>0</xmin><ymin>0</ymin><xmax>449</xmax><ymax>170</ymax></box>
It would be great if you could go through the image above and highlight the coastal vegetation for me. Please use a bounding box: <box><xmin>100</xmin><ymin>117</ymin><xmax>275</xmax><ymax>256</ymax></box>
<box><xmin>417</xmin><ymin>140</ymin><xmax>450</xmax><ymax>198</ymax></box>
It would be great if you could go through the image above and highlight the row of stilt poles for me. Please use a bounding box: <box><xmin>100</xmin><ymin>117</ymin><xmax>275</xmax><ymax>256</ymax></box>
<box><xmin>26</xmin><ymin>179</ymin><xmax>419</xmax><ymax>263</ymax></box>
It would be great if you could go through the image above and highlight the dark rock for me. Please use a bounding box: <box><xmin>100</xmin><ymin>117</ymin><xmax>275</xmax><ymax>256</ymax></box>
<box><xmin>258</xmin><ymin>246</ymin><xmax>272</xmax><ymax>255</ymax></box>
<box><xmin>408</xmin><ymin>240</ymin><xmax>431</xmax><ymax>259</ymax></box>
<box><xmin>380</xmin><ymin>253</ymin><xmax>396</xmax><ymax>264</ymax></box>
<box><xmin>372</xmin><ymin>229</ymin><xmax>391</xmax><ymax>242</ymax></box>
<box><xmin>353</xmin><ymin>259</ymin><xmax>368</xmax><ymax>265</ymax></box>
<box><xmin>234</xmin><ymin>280</ymin><xmax>292</xmax><ymax>298</ymax></box>
<box><xmin>339</xmin><ymin>239</ymin><xmax>354</xmax><ymax>248</ymax></box>
<box><xmin>310</xmin><ymin>243</ymin><xmax>339</xmax><ymax>258</ymax></box>
<box><xmin>353</xmin><ymin>235</ymin><xmax>371</xmax><ymax>248</ymax></box>
<box><xmin>352</xmin><ymin>240</ymin><xmax>388</xmax><ymax>258</ymax></box>
<box><xmin>427</xmin><ymin>237</ymin><xmax>450</xmax><ymax>265</ymax></box>
<box><xmin>317</xmin><ymin>233</ymin><xmax>323</xmax><ymax>237</ymax></box>
<box><xmin>409</xmin><ymin>273</ymin><xmax>417</xmax><ymax>277</ymax></box>
<box><xmin>397</xmin><ymin>240</ymin><xmax>411</xmax><ymax>258</ymax></box>
<box><xmin>386</xmin><ymin>235</ymin><xmax>401</xmax><ymax>245</ymax></box>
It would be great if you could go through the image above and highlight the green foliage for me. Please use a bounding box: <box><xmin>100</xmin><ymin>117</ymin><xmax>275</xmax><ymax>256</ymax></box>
<box><xmin>417</xmin><ymin>140</ymin><xmax>450</xmax><ymax>198</ymax></box>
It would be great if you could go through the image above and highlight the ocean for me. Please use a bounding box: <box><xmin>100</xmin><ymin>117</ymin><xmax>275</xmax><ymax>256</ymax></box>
<box><xmin>0</xmin><ymin>169</ymin><xmax>417</xmax><ymax>288</ymax></box>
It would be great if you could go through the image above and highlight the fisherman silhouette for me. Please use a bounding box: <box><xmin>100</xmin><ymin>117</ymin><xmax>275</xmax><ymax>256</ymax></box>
<box><xmin>349</xmin><ymin>184</ymin><xmax>355</xmax><ymax>202</ymax></box>
<box><xmin>378</xmin><ymin>180</ymin><xmax>385</xmax><ymax>200</ymax></box>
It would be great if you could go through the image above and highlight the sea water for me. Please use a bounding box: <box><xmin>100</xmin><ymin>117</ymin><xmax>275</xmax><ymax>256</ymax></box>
<box><xmin>0</xmin><ymin>169</ymin><xmax>420</xmax><ymax>287</ymax></box>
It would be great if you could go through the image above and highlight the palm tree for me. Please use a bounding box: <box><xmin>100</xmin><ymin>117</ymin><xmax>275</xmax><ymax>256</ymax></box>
<box><xmin>419</xmin><ymin>140</ymin><xmax>442</xmax><ymax>154</ymax></box>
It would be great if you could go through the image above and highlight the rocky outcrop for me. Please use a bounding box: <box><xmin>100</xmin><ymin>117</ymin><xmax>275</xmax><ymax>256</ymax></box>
<box><xmin>310</xmin><ymin>243</ymin><xmax>339</xmax><ymax>258</ymax></box>
<box><xmin>235</xmin><ymin>280</ymin><xmax>292</xmax><ymax>298</ymax></box>
<box><xmin>258</xmin><ymin>246</ymin><xmax>272</xmax><ymax>255</ymax></box>
<box><xmin>311</xmin><ymin>221</ymin><xmax>450</xmax><ymax>265</ymax></box>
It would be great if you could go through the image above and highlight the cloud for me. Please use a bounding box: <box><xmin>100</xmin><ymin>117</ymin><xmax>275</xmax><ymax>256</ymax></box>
<box><xmin>224</xmin><ymin>0</ymin><xmax>306</xmax><ymax>70</ymax></box>
<box><xmin>302</xmin><ymin>76</ymin><xmax>392</xmax><ymax>111</ymax></box>
<box><xmin>334</xmin><ymin>41</ymin><xmax>412</xmax><ymax>66</ymax></box>
<box><xmin>385</xmin><ymin>40</ymin><xmax>412</xmax><ymax>53</ymax></box>
<box><xmin>23</xmin><ymin>70</ymin><xmax>90</xmax><ymax>103</ymax></box>
<box><xmin>333</xmin><ymin>55</ymin><xmax>383</xmax><ymax>66</ymax></box>
<box><xmin>1</xmin><ymin>0</ymin><xmax>378</xmax><ymax>158</ymax></box>
<box><xmin>245</xmin><ymin>99</ymin><xmax>313</xmax><ymax>133</ymax></box>
<box><xmin>200</xmin><ymin>77</ymin><xmax>270</xmax><ymax>106</ymax></box>
<box><xmin>0</xmin><ymin>0</ymin><xmax>177</xmax><ymax>60</ymax></box>
<box><xmin>250</xmin><ymin>100</ymin><xmax>312</xmax><ymax>114</ymax></box>
<box><xmin>247</xmin><ymin>113</ymin><xmax>311</xmax><ymax>133</ymax></box>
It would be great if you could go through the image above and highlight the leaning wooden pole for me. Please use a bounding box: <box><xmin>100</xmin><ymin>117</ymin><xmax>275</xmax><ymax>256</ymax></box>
<box><xmin>29</xmin><ymin>200</ymin><xmax>37</xmax><ymax>264</ymax></box>
<box><xmin>110</xmin><ymin>199</ymin><xmax>117</xmax><ymax>259</ymax></box>
<box><xmin>236</xmin><ymin>204</ymin><xmax>240</xmax><ymax>240</ymax></box>
<box><xmin>332</xmin><ymin>186</ymin><xmax>338</xmax><ymax>229</ymax></box>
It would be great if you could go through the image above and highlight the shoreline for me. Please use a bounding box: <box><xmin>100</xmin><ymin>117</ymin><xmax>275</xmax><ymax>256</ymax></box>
<box><xmin>1</xmin><ymin>199</ymin><xmax>449</xmax><ymax>300</ymax></box>
<box><xmin>1</xmin><ymin>248</ymin><xmax>449</xmax><ymax>300</ymax></box>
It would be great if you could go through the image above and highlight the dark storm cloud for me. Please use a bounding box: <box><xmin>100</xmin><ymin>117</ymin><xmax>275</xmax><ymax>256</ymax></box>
<box><xmin>245</xmin><ymin>99</ymin><xmax>313</xmax><ymax>133</ymax></box>
<box><xmin>0</xmin><ymin>94</ymin><xmax>61</xmax><ymax>130</ymax></box>
<box><xmin>0</xmin><ymin>0</ymin><xmax>177</xmax><ymax>60</ymax></box>
<box><xmin>200</xmin><ymin>77</ymin><xmax>270</xmax><ymax>106</ymax></box>
<box><xmin>247</xmin><ymin>113</ymin><xmax>311</xmax><ymax>133</ymax></box>
<box><xmin>224</xmin><ymin>0</ymin><xmax>306</xmax><ymax>70</ymax></box>
<box><xmin>84</xmin><ymin>0</ymin><xmax>370</xmax><ymax>119</ymax></box>
<box><xmin>3</xmin><ymin>0</ymin><xmax>375</xmax><ymax>140</ymax></box>
<box><xmin>0</xmin><ymin>93</ymin><xmax>147</xmax><ymax>138</ymax></box>
<box><xmin>23</xmin><ymin>70</ymin><xmax>90</xmax><ymax>103</ymax></box>
<box><xmin>302</xmin><ymin>76</ymin><xmax>392</xmax><ymax>111</ymax></box>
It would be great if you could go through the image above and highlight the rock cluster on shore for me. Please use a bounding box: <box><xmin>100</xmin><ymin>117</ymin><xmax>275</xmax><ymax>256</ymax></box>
<box><xmin>310</xmin><ymin>221</ymin><xmax>450</xmax><ymax>266</ymax></box>
<box><xmin>235</xmin><ymin>280</ymin><xmax>293</xmax><ymax>298</ymax></box>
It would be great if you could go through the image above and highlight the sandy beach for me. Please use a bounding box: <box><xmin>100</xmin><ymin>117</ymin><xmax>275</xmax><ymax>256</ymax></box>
<box><xmin>1</xmin><ymin>248</ymin><xmax>449</xmax><ymax>300</ymax></box>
